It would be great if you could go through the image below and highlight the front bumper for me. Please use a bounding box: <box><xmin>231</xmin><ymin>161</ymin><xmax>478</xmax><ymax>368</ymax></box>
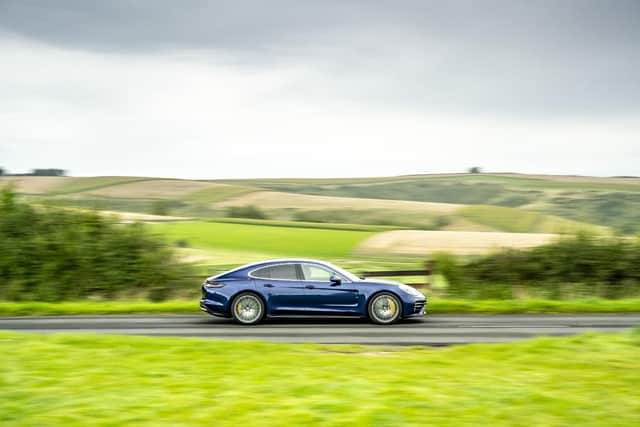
<box><xmin>403</xmin><ymin>298</ymin><xmax>427</xmax><ymax>317</ymax></box>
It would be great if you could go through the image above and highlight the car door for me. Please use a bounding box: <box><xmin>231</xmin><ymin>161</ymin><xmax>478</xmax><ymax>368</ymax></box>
<box><xmin>250</xmin><ymin>263</ymin><xmax>307</xmax><ymax>314</ymax></box>
<box><xmin>300</xmin><ymin>263</ymin><xmax>360</xmax><ymax>314</ymax></box>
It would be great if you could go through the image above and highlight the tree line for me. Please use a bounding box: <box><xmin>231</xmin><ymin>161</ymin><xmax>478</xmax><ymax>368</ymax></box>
<box><xmin>0</xmin><ymin>168</ymin><xmax>66</xmax><ymax>176</ymax></box>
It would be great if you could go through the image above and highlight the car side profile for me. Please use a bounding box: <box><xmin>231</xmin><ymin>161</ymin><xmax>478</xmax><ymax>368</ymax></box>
<box><xmin>200</xmin><ymin>259</ymin><xmax>426</xmax><ymax>325</ymax></box>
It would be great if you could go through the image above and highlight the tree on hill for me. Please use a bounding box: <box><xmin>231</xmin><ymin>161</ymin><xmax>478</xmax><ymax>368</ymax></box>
<box><xmin>468</xmin><ymin>166</ymin><xmax>482</xmax><ymax>174</ymax></box>
<box><xmin>32</xmin><ymin>168</ymin><xmax>66</xmax><ymax>176</ymax></box>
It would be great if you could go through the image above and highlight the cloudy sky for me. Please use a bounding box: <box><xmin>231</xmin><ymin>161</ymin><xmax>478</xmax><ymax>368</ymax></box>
<box><xmin>1</xmin><ymin>0</ymin><xmax>639</xmax><ymax>178</ymax></box>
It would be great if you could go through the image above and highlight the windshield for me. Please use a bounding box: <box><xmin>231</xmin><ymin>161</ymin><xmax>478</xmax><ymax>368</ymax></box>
<box><xmin>323</xmin><ymin>262</ymin><xmax>360</xmax><ymax>282</ymax></box>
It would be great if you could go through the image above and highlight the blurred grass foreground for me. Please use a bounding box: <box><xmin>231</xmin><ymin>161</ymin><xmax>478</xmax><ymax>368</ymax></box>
<box><xmin>1</xmin><ymin>330</ymin><xmax>639</xmax><ymax>426</ymax></box>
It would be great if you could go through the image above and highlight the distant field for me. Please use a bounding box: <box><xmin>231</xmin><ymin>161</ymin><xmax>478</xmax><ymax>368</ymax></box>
<box><xmin>55</xmin><ymin>179</ymin><xmax>257</xmax><ymax>205</ymax></box>
<box><xmin>5</xmin><ymin>177</ymin><xmax>258</xmax><ymax>218</ymax></box>
<box><xmin>2</xmin><ymin>331</ymin><xmax>638</xmax><ymax>426</ymax></box>
<box><xmin>356</xmin><ymin>230</ymin><xmax>558</xmax><ymax>256</ymax></box>
<box><xmin>5</xmin><ymin>173</ymin><xmax>637</xmax><ymax>233</ymax></box>
<box><xmin>216</xmin><ymin>190</ymin><xmax>484</xmax><ymax>229</ymax></box>
<box><xmin>217</xmin><ymin>190</ymin><xmax>460</xmax><ymax>214</ymax></box>
<box><xmin>222</xmin><ymin>173</ymin><xmax>640</xmax><ymax>233</ymax></box>
<box><xmin>218</xmin><ymin>191</ymin><xmax>605</xmax><ymax>234</ymax></box>
<box><xmin>185</xmin><ymin>184</ymin><xmax>258</xmax><ymax>204</ymax></box>
<box><xmin>95</xmin><ymin>210</ymin><xmax>192</xmax><ymax>223</ymax></box>
<box><xmin>47</xmin><ymin>176</ymin><xmax>154</xmax><ymax>195</ymax></box>
<box><xmin>222</xmin><ymin>173</ymin><xmax>640</xmax><ymax>192</ymax></box>
<box><xmin>83</xmin><ymin>179</ymin><xmax>215</xmax><ymax>199</ymax></box>
<box><xmin>1</xmin><ymin>176</ymin><xmax>255</xmax><ymax>200</ymax></box>
<box><xmin>459</xmin><ymin>205</ymin><xmax>608</xmax><ymax>234</ymax></box>
<box><xmin>150</xmin><ymin>221</ymin><xmax>374</xmax><ymax>258</ymax></box>
<box><xmin>203</xmin><ymin>217</ymin><xmax>398</xmax><ymax>232</ymax></box>
<box><xmin>0</xmin><ymin>176</ymin><xmax>71</xmax><ymax>194</ymax></box>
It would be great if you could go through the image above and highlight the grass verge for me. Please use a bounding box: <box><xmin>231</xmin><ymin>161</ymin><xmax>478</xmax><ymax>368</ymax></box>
<box><xmin>1</xmin><ymin>330</ymin><xmax>639</xmax><ymax>426</ymax></box>
<box><xmin>1</xmin><ymin>298</ymin><xmax>640</xmax><ymax>316</ymax></box>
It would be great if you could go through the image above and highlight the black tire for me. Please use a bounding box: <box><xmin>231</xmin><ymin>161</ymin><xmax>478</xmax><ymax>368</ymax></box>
<box><xmin>367</xmin><ymin>292</ymin><xmax>402</xmax><ymax>325</ymax></box>
<box><xmin>230</xmin><ymin>292</ymin><xmax>265</xmax><ymax>325</ymax></box>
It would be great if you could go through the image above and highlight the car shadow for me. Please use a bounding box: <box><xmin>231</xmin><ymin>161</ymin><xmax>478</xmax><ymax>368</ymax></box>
<box><xmin>197</xmin><ymin>315</ymin><xmax>426</xmax><ymax>326</ymax></box>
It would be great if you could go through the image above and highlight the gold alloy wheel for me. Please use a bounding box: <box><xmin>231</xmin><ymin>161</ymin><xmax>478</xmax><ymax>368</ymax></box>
<box><xmin>370</xmin><ymin>293</ymin><xmax>401</xmax><ymax>324</ymax></box>
<box><xmin>233</xmin><ymin>294</ymin><xmax>263</xmax><ymax>324</ymax></box>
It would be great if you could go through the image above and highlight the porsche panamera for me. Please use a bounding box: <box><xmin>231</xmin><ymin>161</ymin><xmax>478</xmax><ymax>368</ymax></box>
<box><xmin>200</xmin><ymin>259</ymin><xmax>426</xmax><ymax>325</ymax></box>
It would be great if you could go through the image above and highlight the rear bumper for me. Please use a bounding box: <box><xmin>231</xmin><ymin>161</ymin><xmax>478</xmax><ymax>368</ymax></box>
<box><xmin>200</xmin><ymin>299</ymin><xmax>231</xmax><ymax>318</ymax></box>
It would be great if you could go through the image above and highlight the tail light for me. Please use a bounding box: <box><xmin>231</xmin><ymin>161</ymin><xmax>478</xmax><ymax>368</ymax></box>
<box><xmin>203</xmin><ymin>280</ymin><xmax>225</xmax><ymax>289</ymax></box>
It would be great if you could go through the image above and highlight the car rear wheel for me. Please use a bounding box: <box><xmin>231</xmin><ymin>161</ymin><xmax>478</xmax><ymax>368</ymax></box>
<box><xmin>231</xmin><ymin>292</ymin><xmax>265</xmax><ymax>325</ymax></box>
<box><xmin>368</xmin><ymin>292</ymin><xmax>402</xmax><ymax>325</ymax></box>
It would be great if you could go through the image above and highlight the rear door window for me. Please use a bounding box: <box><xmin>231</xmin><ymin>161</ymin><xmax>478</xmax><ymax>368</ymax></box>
<box><xmin>251</xmin><ymin>264</ymin><xmax>300</xmax><ymax>280</ymax></box>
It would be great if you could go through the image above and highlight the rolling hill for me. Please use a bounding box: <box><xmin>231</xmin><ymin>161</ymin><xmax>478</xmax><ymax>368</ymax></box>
<box><xmin>2</xmin><ymin>173</ymin><xmax>631</xmax><ymax>261</ymax></box>
<box><xmin>220</xmin><ymin>173</ymin><xmax>640</xmax><ymax>233</ymax></box>
<box><xmin>1</xmin><ymin>173</ymin><xmax>624</xmax><ymax>233</ymax></box>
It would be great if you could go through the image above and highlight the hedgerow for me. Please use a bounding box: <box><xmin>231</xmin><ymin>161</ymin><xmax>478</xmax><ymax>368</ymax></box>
<box><xmin>439</xmin><ymin>234</ymin><xmax>640</xmax><ymax>299</ymax></box>
<box><xmin>0</xmin><ymin>187</ymin><xmax>193</xmax><ymax>301</ymax></box>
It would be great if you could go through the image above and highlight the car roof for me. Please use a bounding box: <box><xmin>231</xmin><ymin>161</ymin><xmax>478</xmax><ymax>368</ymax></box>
<box><xmin>214</xmin><ymin>259</ymin><xmax>332</xmax><ymax>279</ymax></box>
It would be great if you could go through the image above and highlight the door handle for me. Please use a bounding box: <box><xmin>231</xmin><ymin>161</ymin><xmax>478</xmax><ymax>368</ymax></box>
<box><xmin>264</xmin><ymin>284</ymin><xmax>274</xmax><ymax>288</ymax></box>
<box><xmin>305</xmin><ymin>284</ymin><xmax>315</xmax><ymax>289</ymax></box>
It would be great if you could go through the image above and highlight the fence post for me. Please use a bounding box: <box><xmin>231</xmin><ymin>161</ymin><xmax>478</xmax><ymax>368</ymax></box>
<box><xmin>425</xmin><ymin>260</ymin><xmax>434</xmax><ymax>290</ymax></box>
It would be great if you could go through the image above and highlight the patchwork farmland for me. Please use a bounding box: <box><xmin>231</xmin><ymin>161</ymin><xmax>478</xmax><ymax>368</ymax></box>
<box><xmin>1</xmin><ymin>173</ymin><xmax>634</xmax><ymax>264</ymax></box>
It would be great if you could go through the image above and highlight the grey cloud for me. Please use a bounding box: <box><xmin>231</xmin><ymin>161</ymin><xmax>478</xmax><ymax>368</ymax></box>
<box><xmin>1</xmin><ymin>0</ymin><xmax>639</xmax><ymax>116</ymax></box>
<box><xmin>1</xmin><ymin>1</ymin><xmax>638</xmax><ymax>54</ymax></box>
<box><xmin>0</xmin><ymin>0</ymin><xmax>362</xmax><ymax>52</ymax></box>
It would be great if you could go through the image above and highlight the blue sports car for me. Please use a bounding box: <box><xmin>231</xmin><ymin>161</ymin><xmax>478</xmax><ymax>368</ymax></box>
<box><xmin>200</xmin><ymin>259</ymin><xmax>426</xmax><ymax>325</ymax></box>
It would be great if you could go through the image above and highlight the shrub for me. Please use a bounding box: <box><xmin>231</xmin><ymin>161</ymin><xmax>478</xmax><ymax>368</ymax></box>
<box><xmin>226</xmin><ymin>205</ymin><xmax>268</xmax><ymax>219</ymax></box>
<box><xmin>151</xmin><ymin>200</ymin><xmax>172</xmax><ymax>216</ymax></box>
<box><xmin>432</xmin><ymin>215</ymin><xmax>452</xmax><ymax>229</ymax></box>
<box><xmin>0</xmin><ymin>187</ymin><xmax>194</xmax><ymax>301</ymax></box>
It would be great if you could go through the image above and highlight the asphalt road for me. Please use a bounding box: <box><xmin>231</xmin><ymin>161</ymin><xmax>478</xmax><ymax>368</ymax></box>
<box><xmin>1</xmin><ymin>314</ymin><xmax>639</xmax><ymax>345</ymax></box>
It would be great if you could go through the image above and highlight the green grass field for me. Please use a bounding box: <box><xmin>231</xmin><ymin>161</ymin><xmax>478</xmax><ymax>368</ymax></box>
<box><xmin>2</xmin><ymin>299</ymin><xmax>639</xmax><ymax>316</ymax></box>
<box><xmin>150</xmin><ymin>221</ymin><xmax>375</xmax><ymax>258</ymax></box>
<box><xmin>1</xmin><ymin>330</ymin><xmax>638</xmax><ymax>426</ymax></box>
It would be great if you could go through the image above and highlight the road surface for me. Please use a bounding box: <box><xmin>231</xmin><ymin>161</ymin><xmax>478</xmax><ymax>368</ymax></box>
<box><xmin>1</xmin><ymin>314</ymin><xmax>638</xmax><ymax>345</ymax></box>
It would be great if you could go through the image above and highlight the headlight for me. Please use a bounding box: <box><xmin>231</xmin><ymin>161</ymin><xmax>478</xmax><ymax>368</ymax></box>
<box><xmin>398</xmin><ymin>284</ymin><xmax>422</xmax><ymax>297</ymax></box>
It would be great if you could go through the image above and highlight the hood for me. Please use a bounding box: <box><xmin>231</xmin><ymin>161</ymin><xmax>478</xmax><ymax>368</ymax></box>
<box><xmin>359</xmin><ymin>279</ymin><xmax>404</xmax><ymax>287</ymax></box>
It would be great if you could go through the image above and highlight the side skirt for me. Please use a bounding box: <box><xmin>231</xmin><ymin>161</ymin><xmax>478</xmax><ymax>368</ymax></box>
<box><xmin>266</xmin><ymin>314</ymin><xmax>366</xmax><ymax>319</ymax></box>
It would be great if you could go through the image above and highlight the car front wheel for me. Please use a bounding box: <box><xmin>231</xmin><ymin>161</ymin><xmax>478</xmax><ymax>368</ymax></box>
<box><xmin>231</xmin><ymin>292</ymin><xmax>265</xmax><ymax>325</ymax></box>
<box><xmin>368</xmin><ymin>292</ymin><xmax>401</xmax><ymax>325</ymax></box>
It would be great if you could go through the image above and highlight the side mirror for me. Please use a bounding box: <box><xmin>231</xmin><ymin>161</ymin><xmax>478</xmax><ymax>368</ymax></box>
<box><xmin>329</xmin><ymin>274</ymin><xmax>342</xmax><ymax>286</ymax></box>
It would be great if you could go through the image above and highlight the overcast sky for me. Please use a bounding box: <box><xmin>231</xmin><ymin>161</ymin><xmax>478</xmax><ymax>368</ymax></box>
<box><xmin>1</xmin><ymin>0</ymin><xmax>639</xmax><ymax>178</ymax></box>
